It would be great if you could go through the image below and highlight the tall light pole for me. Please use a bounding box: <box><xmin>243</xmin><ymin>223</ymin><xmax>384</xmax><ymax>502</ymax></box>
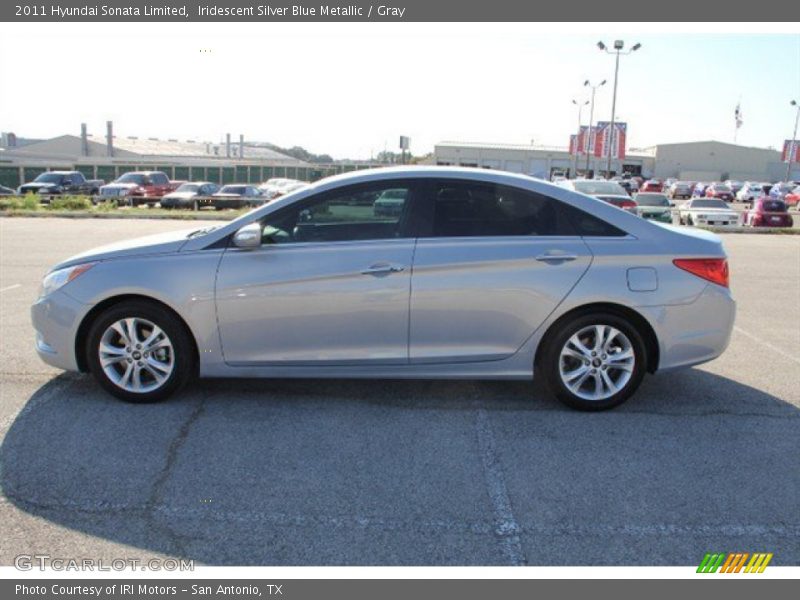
<box><xmin>583</xmin><ymin>79</ymin><xmax>606</xmax><ymax>175</ymax></box>
<box><xmin>572</xmin><ymin>98</ymin><xmax>589</xmax><ymax>177</ymax></box>
<box><xmin>598</xmin><ymin>40</ymin><xmax>641</xmax><ymax>177</ymax></box>
<box><xmin>786</xmin><ymin>100</ymin><xmax>799</xmax><ymax>182</ymax></box>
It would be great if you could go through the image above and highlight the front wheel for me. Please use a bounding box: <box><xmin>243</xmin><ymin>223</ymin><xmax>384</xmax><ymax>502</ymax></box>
<box><xmin>541</xmin><ymin>313</ymin><xmax>647</xmax><ymax>411</ymax></box>
<box><xmin>86</xmin><ymin>301</ymin><xmax>195</xmax><ymax>402</ymax></box>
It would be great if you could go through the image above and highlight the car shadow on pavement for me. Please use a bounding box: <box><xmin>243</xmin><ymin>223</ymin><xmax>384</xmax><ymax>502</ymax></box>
<box><xmin>1</xmin><ymin>369</ymin><xmax>798</xmax><ymax>566</ymax></box>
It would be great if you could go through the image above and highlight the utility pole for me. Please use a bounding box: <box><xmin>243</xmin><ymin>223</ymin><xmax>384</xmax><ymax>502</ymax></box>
<box><xmin>786</xmin><ymin>100</ymin><xmax>799</xmax><ymax>182</ymax></box>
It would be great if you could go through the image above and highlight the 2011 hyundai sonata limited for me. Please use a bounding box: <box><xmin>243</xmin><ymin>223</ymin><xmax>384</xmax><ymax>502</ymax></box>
<box><xmin>31</xmin><ymin>167</ymin><xmax>736</xmax><ymax>410</ymax></box>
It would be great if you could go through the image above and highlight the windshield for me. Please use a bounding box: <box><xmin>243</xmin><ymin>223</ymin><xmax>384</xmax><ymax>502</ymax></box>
<box><xmin>572</xmin><ymin>180</ymin><xmax>627</xmax><ymax>195</ymax></box>
<box><xmin>175</xmin><ymin>183</ymin><xmax>200</xmax><ymax>193</ymax></box>
<box><xmin>116</xmin><ymin>173</ymin><xmax>148</xmax><ymax>185</ymax></box>
<box><xmin>690</xmin><ymin>199</ymin><xmax>729</xmax><ymax>209</ymax></box>
<box><xmin>219</xmin><ymin>186</ymin><xmax>247</xmax><ymax>194</ymax></box>
<box><xmin>33</xmin><ymin>173</ymin><xmax>67</xmax><ymax>183</ymax></box>
<box><xmin>636</xmin><ymin>194</ymin><xmax>669</xmax><ymax>206</ymax></box>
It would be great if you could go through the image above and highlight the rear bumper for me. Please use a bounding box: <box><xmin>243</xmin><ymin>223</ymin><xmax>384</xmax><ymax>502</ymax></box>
<box><xmin>641</xmin><ymin>283</ymin><xmax>736</xmax><ymax>372</ymax></box>
<box><xmin>30</xmin><ymin>290</ymin><xmax>91</xmax><ymax>372</ymax></box>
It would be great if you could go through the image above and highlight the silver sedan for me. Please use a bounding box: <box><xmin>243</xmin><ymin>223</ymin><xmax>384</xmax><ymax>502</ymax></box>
<box><xmin>31</xmin><ymin>167</ymin><xmax>736</xmax><ymax>410</ymax></box>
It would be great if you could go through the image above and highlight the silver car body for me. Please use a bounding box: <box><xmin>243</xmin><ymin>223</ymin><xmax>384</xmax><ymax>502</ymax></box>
<box><xmin>32</xmin><ymin>167</ymin><xmax>735</xmax><ymax>382</ymax></box>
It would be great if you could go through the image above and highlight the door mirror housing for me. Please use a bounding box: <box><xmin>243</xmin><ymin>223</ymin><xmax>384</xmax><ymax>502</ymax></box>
<box><xmin>233</xmin><ymin>223</ymin><xmax>262</xmax><ymax>249</ymax></box>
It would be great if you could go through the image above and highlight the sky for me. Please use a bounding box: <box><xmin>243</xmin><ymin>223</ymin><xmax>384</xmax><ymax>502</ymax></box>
<box><xmin>0</xmin><ymin>23</ymin><xmax>798</xmax><ymax>159</ymax></box>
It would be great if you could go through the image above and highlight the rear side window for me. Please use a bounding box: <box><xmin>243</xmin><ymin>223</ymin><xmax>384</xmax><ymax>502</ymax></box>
<box><xmin>151</xmin><ymin>172</ymin><xmax>169</xmax><ymax>184</ymax></box>
<box><xmin>428</xmin><ymin>181</ymin><xmax>574</xmax><ymax>237</ymax></box>
<box><xmin>418</xmin><ymin>180</ymin><xmax>625</xmax><ymax>238</ymax></box>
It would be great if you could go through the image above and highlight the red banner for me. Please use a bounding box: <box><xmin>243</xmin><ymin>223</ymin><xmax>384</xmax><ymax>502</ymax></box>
<box><xmin>593</xmin><ymin>121</ymin><xmax>627</xmax><ymax>160</ymax></box>
<box><xmin>783</xmin><ymin>139</ymin><xmax>800</xmax><ymax>163</ymax></box>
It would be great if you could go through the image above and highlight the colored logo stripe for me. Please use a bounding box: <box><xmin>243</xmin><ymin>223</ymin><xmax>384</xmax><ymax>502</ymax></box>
<box><xmin>697</xmin><ymin>552</ymin><xmax>773</xmax><ymax>573</ymax></box>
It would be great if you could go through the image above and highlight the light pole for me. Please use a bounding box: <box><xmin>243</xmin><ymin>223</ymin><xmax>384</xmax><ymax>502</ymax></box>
<box><xmin>572</xmin><ymin>98</ymin><xmax>589</xmax><ymax>177</ymax></box>
<box><xmin>583</xmin><ymin>79</ymin><xmax>606</xmax><ymax>175</ymax></box>
<box><xmin>786</xmin><ymin>100</ymin><xmax>799</xmax><ymax>182</ymax></box>
<box><xmin>598</xmin><ymin>40</ymin><xmax>641</xmax><ymax>177</ymax></box>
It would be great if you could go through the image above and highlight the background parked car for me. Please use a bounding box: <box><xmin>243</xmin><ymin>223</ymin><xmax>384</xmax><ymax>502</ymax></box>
<box><xmin>373</xmin><ymin>188</ymin><xmax>408</xmax><ymax>217</ymax></box>
<box><xmin>678</xmin><ymin>198</ymin><xmax>739</xmax><ymax>227</ymax></box>
<box><xmin>98</xmin><ymin>171</ymin><xmax>179</xmax><ymax>206</ymax></box>
<box><xmin>725</xmin><ymin>180</ymin><xmax>744</xmax><ymax>197</ymax></box>
<box><xmin>258</xmin><ymin>178</ymin><xmax>301</xmax><ymax>199</ymax></box>
<box><xmin>667</xmin><ymin>181</ymin><xmax>693</xmax><ymax>200</ymax></box>
<box><xmin>692</xmin><ymin>182</ymin><xmax>710</xmax><ymax>197</ymax></box>
<box><xmin>557</xmin><ymin>178</ymin><xmax>637</xmax><ymax>212</ymax></box>
<box><xmin>632</xmin><ymin>192</ymin><xmax>672</xmax><ymax>222</ymax></box>
<box><xmin>736</xmin><ymin>181</ymin><xmax>766</xmax><ymax>204</ymax></box>
<box><xmin>705</xmin><ymin>183</ymin><xmax>734</xmax><ymax>202</ymax></box>
<box><xmin>159</xmin><ymin>182</ymin><xmax>220</xmax><ymax>210</ymax></box>
<box><xmin>783</xmin><ymin>186</ymin><xmax>800</xmax><ymax>209</ymax></box>
<box><xmin>0</xmin><ymin>185</ymin><xmax>15</xmax><ymax>195</ymax></box>
<box><xmin>769</xmin><ymin>181</ymin><xmax>797</xmax><ymax>201</ymax></box>
<box><xmin>743</xmin><ymin>198</ymin><xmax>793</xmax><ymax>227</ymax></box>
<box><xmin>211</xmin><ymin>184</ymin><xmax>263</xmax><ymax>209</ymax></box>
<box><xmin>17</xmin><ymin>171</ymin><xmax>103</xmax><ymax>199</ymax></box>
<box><xmin>639</xmin><ymin>179</ymin><xmax>663</xmax><ymax>193</ymax></box>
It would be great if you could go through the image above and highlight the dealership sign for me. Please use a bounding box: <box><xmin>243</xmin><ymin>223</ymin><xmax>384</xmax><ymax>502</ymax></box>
<box><xmin>782</xmin><ymin>139</ymin><xmax>800</xmax><ymax>163</ymax></box>
<box><xmin>593</xmin><ymin>121</ymin><xmax>627</xmax><ymax>160</ymax></box>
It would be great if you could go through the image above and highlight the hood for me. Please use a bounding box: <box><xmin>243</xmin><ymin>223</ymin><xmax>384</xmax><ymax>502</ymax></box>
<box><xmin>163</xmin><ymin>191</ymin><xmax>197</xmax><ymax>200</ymax></box>
<box><xmin>52</xmin><ymin>227</ymin><xmax>201</xmax><ymax>271</ymax></box>
<box><xmin>213</xmin><ymin>193</ymin><xmax>243</xmax><ymax>198</ymax></box>
<box><xmin>20</xmin><ymin>182</ymin><xmax>57</xmax><ymax>190</ymax></box>
<box><xmin>101</xmin><ymin>183</ymin><xmax>139</xmax><ymax>191</ymax></box>
<box><xmin>687</xmin><ymin>207</ymin><xmax>737</xmax><ymax>214</ymax></box>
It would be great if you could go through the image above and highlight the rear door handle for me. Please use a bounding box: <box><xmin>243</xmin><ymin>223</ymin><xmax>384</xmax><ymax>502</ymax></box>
<box><xmin>535</xmin><ymin>253</ymin><xmax>579</xmax><ymax>262</ymax></box>
<box><xmin>361</xmin><ymin>263</ymin><xmax>405</xmax><ymax>276</ymax></box>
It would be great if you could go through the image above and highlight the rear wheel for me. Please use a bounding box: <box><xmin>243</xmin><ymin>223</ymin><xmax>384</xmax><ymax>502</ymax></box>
<box><xmin>86</xmin><ymin>301</ymin><xmax>195</xmax><ymax>403</ymax></box>
<box><xmin>541</xmin><ymin>312</ymin><xmax>647</xmax><ymax>411</ymax></box>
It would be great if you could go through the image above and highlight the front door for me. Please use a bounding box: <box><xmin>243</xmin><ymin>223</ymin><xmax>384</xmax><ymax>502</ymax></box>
<box><xmin>215</xmin><ymin>180</ymin><xmax>419</xmax><ymax>366</ymax></box>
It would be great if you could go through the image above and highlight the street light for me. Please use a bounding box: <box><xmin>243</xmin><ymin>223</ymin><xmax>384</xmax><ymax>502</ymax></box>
<box><xmin>786</xmin><ymin>100</ymin><xmax>799</xmax><ymax>181</ymax></box>
<box><xmin>598</xmin><ymin>39</ymin><xmax>642</xmax><ymax>177</ymax></box>
<box><xmin>571</xmin><ymin>98</ymin><xmax>589</xmax><ymax>177</ymax></box>
<box><xmin>583</xmin><ymin>79</ymin><xmax>606</xmax><ymax>175</ymax></box>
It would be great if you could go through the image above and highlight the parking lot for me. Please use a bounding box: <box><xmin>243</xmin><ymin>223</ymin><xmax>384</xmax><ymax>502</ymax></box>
<box><xmin>0</xmin><ymin>217</ymin><xmax>798</xmax><ymax>566</ymax></box>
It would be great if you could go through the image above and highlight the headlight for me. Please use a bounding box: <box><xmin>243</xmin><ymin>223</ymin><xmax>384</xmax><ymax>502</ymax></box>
<box><xmin>39</xmin><ymin>263</ymin><xmax>96</xmax><ymax>299</ymax></box>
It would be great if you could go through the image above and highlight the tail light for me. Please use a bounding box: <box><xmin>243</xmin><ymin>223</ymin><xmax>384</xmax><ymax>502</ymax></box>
<box><xmin>673</xmin><ymin>258</ymin><xmax>729</xmax><ymax>288</ymax></box>
<box><xmin>620</xmin><ymin>199</ymin><xmax>637</xmax><ymax>209</ymax></box>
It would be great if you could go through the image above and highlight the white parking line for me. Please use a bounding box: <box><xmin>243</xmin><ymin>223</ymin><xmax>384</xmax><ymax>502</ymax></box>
<box><xmin>0</xmin><ymin>283</ymin><xmax>22</xmax><ymax>293</ymax></box>
<box><xmin>734</xmin><ymin>326</ymin><xmax>800</xmax><ymax>365</ymax></box>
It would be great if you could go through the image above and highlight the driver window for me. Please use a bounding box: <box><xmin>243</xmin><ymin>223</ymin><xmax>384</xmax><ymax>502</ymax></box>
<box><xmin>261</xmin><ymin>183</ymin><xmax>412</xmax><ymax>244</ymax></box>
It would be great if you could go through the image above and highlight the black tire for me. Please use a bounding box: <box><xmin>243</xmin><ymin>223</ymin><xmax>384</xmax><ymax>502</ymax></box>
<box><xmin>86</xmin><ymin>300</ymin><xmax>195</xmax><ymax>403</ymax></box>
<box><xmin>540</xmin><ymin>312</ymin><xmax>647</xmax><ymax>411</ymax></box>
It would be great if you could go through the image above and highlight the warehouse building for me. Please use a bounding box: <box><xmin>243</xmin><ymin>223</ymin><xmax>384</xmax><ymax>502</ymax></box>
<box><xmin>434</xmin><ymin>141</ymin><xmax>655</xmax><ymax>179</ymax></box>
<box><xmin>0</xmin><ymin>126</ymin><xmax>379</xmax><ymax>189</ymax></box>
<box><xmin>435</xmin><ymin>140</ymin><xmax>796</xmax><ymax>182</ymax></box>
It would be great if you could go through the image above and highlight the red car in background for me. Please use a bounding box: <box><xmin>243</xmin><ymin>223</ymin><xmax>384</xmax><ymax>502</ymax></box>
<box><xmin>783</xmin><ymin>186</ymin><xmax>800</xmax><ymax>209</ymax></box>
<box><xmin>743</xmin><ymin>198</ymin><xmax>793</xmax><ymax>228</ymax></box>
<box><xmin>639</xmin><ymin>179</ymin><xmax>663</xmax><ymax>193</ymax></box>
<box><xmin>98</xmin><ymin>171</ymin><xmax>181</xmax><ymax>206</ymax></box>
<box><xmin>705</xmin><ymin>183</ymin><xmax>734</xmax><ymax>202</ymax></box>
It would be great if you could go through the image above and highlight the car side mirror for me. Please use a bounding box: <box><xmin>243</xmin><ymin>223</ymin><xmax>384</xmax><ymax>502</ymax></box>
<box><xmin>233</xmin><ymin>223</ymin><xmax>262</xmax><ymax>249</ymax></box>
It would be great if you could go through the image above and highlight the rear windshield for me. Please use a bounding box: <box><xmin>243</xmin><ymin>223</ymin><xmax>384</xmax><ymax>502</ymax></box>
<box><xmin>635</xmin><ymin>194</ymin><xmax>669</xmax><ymax>206</ymax></box>
<box><xmin>116</xmin><ymin>173</ymin><xmax>148</xmax><ymax>185</ymax></box>
<box><xmin>690</xmin><ymin>199</ymin><xmax>728</xmax><ymax>209</ymax></box>
<box><xmin>761</xmin><ymin>200</ymin><xmax>786</xmax><ymax>212</ymax></box>
<box><xmin>572</xmin><ymin>180</ymin><xmax>628</xmax><ymax>195</ymax></box>
<box><xmin>175</xmin><ymin>183</ymin><xmax>200</xmax><ymax>193</ymax></box>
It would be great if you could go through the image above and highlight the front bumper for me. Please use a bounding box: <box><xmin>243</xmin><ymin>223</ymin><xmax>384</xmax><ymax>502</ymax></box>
<box><xmin>31</xmin><ymin>290</ymin><xmax>91</xmax><ymax>372</ymax></box>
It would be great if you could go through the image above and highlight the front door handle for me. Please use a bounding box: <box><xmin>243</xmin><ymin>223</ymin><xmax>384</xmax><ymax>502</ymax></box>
<box><xmin>535</xmin><ymin>253</ymin><xmax>579</xmax><ymax>262</ymax></box>
<box><xmin>361</xmin><ymin>263</ymin><xmax>405</xmax><ymax>276</ymax></box>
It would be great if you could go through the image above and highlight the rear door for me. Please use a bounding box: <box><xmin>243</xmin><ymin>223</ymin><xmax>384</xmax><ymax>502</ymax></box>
<box><xmin>408</xmin><ymin>180</ymin><xmax>593</xmax><ymax>363</ymax></box>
